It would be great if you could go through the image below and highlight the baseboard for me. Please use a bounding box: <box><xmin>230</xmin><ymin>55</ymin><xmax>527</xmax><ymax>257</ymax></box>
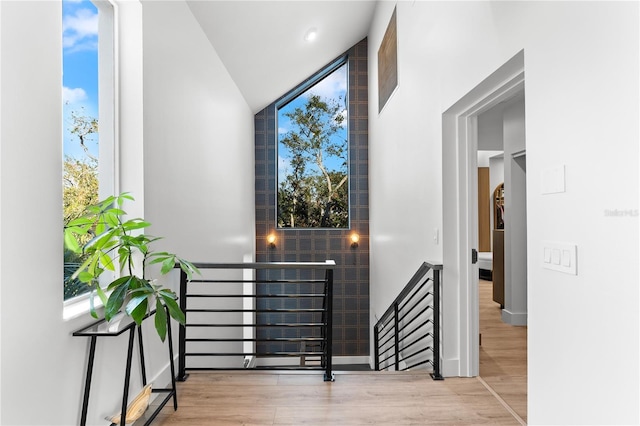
<box><xmin>501</xmin><ymin>309</ymin><xmax>527</xmax><ymax>326</ymax></box>
<box><xmin>442</xmin><ymin>358</ymin><xmax>459</xmax><ymax>377</ymax></box>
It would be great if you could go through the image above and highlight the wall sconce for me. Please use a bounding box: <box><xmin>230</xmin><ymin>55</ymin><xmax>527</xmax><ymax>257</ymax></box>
<box><xmin>267</xmin><ymin>234</ymin><xmax>276</xmax><ymax>248</ymax></box>
<box><xmin>350</xmin><ymin>233</ymin><xmax>360</xmax><ymax>248</ymax></box>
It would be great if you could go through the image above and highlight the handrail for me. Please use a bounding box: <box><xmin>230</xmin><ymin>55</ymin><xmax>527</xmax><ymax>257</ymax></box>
<box><xmin>374</xmin><ymin>261</ymin><xmax>443</xmax><ymax>380</ymax></box>
<box><xmin>177</xmin><ymin>261</ymin><xmax>335</xmax><ymax>382</ymax></box>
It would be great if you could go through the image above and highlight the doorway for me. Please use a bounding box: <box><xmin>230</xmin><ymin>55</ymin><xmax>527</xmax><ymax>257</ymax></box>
<box><xmin>476</xmin><ymin>94</ymin><xmax>528</xmax><ymax>423</ymax></box>
<box><xmin>441</xmin><ymin>49</ymin><xmax>525</xmax><ymax>378</ymax></box>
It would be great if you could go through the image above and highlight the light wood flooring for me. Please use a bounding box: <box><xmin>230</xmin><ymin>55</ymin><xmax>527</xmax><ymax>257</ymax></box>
<box><xmin>149</xmin><ymin>279</ymin><xmax>527</xmax><ymax>425</ymax></box>
<box><xmin>479</xmin><ymin>278</ymin><xmax>527</xmax><ymax>423</ymax></box>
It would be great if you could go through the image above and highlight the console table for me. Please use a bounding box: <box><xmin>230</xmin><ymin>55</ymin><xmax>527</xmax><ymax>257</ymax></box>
<box><xmin>73</xmin><ymin>308</ymin><xmax>177</xmax><ymax>426</ymax></box>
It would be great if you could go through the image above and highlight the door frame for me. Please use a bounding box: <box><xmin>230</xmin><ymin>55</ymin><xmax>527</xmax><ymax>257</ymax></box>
<box><xmin>442</xmin><ymin>50</ymin><xmax>524</xmax><ymax>377</ymax></box>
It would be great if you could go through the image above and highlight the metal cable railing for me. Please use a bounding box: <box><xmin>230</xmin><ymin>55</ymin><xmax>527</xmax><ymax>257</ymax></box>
<box><xmin>177</xmin><ymin>261</ymin><xmax>335</xmax><ymax>382</ymax></box>
<box><xmin>374</xmin><ymin>261</ymin><xmax>443</xmax><ymax>380</ymax></box>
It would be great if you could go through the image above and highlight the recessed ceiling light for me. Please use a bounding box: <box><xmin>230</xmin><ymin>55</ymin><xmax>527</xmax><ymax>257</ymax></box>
<box><xmin>304</xmin><ymin>27</ymin><xmax>318</xmax><ymax>42</ymax></box>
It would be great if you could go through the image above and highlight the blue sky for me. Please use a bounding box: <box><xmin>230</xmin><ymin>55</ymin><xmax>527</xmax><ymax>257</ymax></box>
<box><xmin>62</xmin><ymin>0</ymin><xmax>99</xmax><ymax>160</ymax></box>
<box><xmin>277</xmin><ymin>63</ymin><xmax>348</xmax><ymax>186</ymax></box>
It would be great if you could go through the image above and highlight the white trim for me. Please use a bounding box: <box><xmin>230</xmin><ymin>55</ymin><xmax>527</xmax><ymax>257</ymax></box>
<box><xmin>63</xmin><ymin>0</ymin><xmax>118</xmax><ymax>320</ymax></box>
<box><xmin>62</xmin><ymin>292</ymin><xmax>105</xmax><ymax>321</ymax></box>
<box><xmin>501</xmin><ymin>309</ymin><xmax>527</xmax><ymax>326</ymax></box>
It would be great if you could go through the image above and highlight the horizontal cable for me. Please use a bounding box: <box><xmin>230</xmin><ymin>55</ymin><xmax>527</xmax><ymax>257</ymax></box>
<box><xmin>186</xmin><ymin>351</ymin><xmax>324</xmax><ymax>357</ymax></box>
<box><xmin>398</xmin><ymin>298</ymin><xmax>433</xmax><ymax>324</ymax></box>
<box><xmin>185</xmin><ymin>366</ymin><xmax>325</xmax><ymax>371</ymax></box>
<box><xmin>402</xmin><ymin>358</ymin><xmax>433</xmax><ymax>371</ymax></box>
<box><xmin>397</xmin><ymin>279</ymin><xmax>431</xmax><ymax>313</ymax></box>
<box><xmin>186</xmin><ymin>308</ymin><xmax>325</xmax><ymax>313</ymax></box>
<box><xmin>185</xmin><ymin>322</ymin><xmax>325</xmax><ymax>327</ymax></box>
<box><xmin>397</xmin><ymin>319</ymin><xmax>433</xmax><ymax>344</ymax></box>
<box><xmin>186</xmin><ymin>337</ymin><xmax>324</xmax><ymax>343</ymax></box>
<box><xmin>186</xmin><ymin>294</ymin><xmax>326</xmax><ymax>298</ymax></box>
<box><xmin>397</xmin><ymin>311</ymin><xmax>432</xmax><ymax>336</ymax></box>
<box><xmin>398</xmin><ymin>347</ymin><xmax>433</xmax><ymax>366</ymax></box>
<box><xmin>375</xmin><ymin>263</ymin><xmax>437</xmax><ymax>327</ymax></box>
<box><xmin>188</xmin><ymin>279</ymin><xmax>325</xmax><ymax>284</ymax></box>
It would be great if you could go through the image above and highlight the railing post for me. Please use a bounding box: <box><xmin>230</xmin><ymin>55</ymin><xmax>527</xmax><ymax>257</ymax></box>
<box><xmin>177</xmin><ymin>269</ymin><xmax>189</xmax><ymax>381</ymax></box>
<box><xmin>431</xmin><ymin>268</ymin><xmax>444</xmax><ymax>380</ymax></box>
<box><xmin>374</xmin><ymin>325</ymin><xmax>380</xmax><ymax>371</ymax></box>
<box><xmin>393</xmin><ymin>302</ymin><xmax>400</xmax><ymax>371</ymax></box>
<box><xmin>324</xmin><ymin>268</ymin><xmax>335</xmax><ymax>382</ymax></box>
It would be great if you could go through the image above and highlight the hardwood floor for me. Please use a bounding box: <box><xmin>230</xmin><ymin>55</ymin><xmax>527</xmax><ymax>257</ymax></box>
<box><xmin>479</xmin><ymin>278</ymin><xmax>527</xmax><ymax>423</ymax></box>
<box><xmin>148</xmin><ymin>279</ymin><xmax>527</xmax><ymax>425</ymax></box>
<box><xmin>152</xmin><ymin>371</ymin><xmax>522</xmax><ymax>425</ymax></box>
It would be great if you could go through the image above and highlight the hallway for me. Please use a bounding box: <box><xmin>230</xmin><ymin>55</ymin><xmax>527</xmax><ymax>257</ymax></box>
<box><xmin>479</xmin><ymin>279</ymin><xmax>527</xmax><ymax>423</ymax></box>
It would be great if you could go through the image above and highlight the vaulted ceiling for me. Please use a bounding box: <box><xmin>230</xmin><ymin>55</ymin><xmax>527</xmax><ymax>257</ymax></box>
<box><xmin>186</xmin><ymin>1</ymin><xmax>377</xmax><ymax>113</ymax></box>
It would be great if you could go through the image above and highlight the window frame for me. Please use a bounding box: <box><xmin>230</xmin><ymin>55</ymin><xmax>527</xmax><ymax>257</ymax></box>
<box><xmin>63</xmin><ymin>0</ymin><xmax>118</xmax><ymax>319</ymax></box>
<box><xmin>275</xmin><ymin>54</ymin><xmax>351</xmax><ymax>230</ymax></box>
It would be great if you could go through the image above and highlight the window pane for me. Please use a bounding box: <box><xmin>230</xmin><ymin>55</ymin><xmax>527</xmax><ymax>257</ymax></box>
<box><xmin>277</xmin><ymin>62</ymin><xmax>349</xmax><ymax>228</ymax></box>
<box><xmin>62</xmin><ymin>0</ymin><xmax>100</xmax><ymax>300</ymax></box>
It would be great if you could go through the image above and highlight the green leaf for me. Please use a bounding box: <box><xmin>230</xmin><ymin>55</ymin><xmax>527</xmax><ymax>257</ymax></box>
<box><xmin>95</xmin><ymin>284</ymin><xmax>108</xmax><ymax>306</ymax></box>
<box><xmin>154</xmin><ymin>299</ymin><xmax>167</xmax><ymax>342</ymax></box>
<box><xmin>89</xmin><ymin>290</ymin><xmax>99</xmax><ymax>319</ymax></box>
<box><xmin>130</xmin><ymin>297</ymin><xmax>148</xmax><ymax>325</ymax></box>
<box><xmin>95</xmin><ymin>219</ymin><xmax>106</xmax><ymax>236</ymax></box>
<box><xmin>160</xmin><ymin>292</ymin><xmax>185</xmax><ymax>325</ymax></box>
<box><xmin>104</xmin><ymin>277</ymin><xmax>131</xmax><ymax>321</ymax></box>
<box><xmin>178</xmin><ymin>259</ymin><xmax>200</xmax><ymax>280</ymax></box>
<box><xmin>107</xmin><ymin>275</ymin><xmax>132</xmax><ymax>291</ymax></box>
<box><xmin>77</xmin><ymin>271</ymin><xmax>94</xmax><ymax>283</ymax></box>
<box><xmin>122</xmin><ymin>219</ymin><xmax>151</xmax><ymax>231</ymax></box>
<box><xmin>161</xmin><ymin>256</ymin><xmax>176</xmax><ymax>275</ymax></box>
<box><xmin>66</xmin><ymin>217</ymin><xmax>94</xmax><ymax>227</ymax></box>
<box><xmin>71</xmin><ymin>255</ymin><xmax>94</xmax><ymax>280</ymax></box>
<box><xmin>64</xmin><ymin>230</ymin><xmax>81</xmax><ymax>253</ymax></box>
<box><xmin>126</xmin><ymin>295</ymin><xmax>149</xmax><ymax>324</ymax></box>
<box><xmin>99</xmin><ymin>252</ymin><xmax>115</xmax><ymax>271</ymax></box>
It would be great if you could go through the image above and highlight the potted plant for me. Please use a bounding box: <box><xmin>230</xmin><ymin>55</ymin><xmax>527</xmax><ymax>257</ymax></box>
<box><xmin>64</xmin><ymin>193</ymin><xmax>198</xmax><ymax>341</ymax></box>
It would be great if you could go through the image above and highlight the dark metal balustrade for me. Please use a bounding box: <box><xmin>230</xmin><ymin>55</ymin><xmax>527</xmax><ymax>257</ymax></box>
<box><xmin>374</xmin><ymin>261</ymin><xmax>443</xmax><ymax>380</ymax></box>
<box><xmin>177</xmin><ymin>261</ymin><xmax>335</xmax><ymax>382</ymax></box>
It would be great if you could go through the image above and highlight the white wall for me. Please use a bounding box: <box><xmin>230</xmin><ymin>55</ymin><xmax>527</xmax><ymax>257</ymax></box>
<box><xmin>141</xmin><ymin>1</ymin><xmax>255</xmax><ymax>263</ymax></box>
<box><xmin>0</xmin><ymin>1</ymin><xmax>254</xmax><ymax>424</ymax></box>
<box><xmin>502</xmin><ymin>97</ymin><xmax>527</xmax><ymax>325</ymax></box>
<box><xmin>141</xmin><ymin>1</ymin><xmax>255</xmax><ymax>366</ymax></box>
<box><xmin>368</xmin><ymin>1</ymin><xmax>638</xmax><ymax>424</ymax></box>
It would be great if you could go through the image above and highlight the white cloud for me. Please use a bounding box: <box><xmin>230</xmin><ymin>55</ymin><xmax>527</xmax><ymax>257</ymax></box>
<box><xmin>278</xmin><ymin>127</ymin><xmax>288</xmax><ymax>135</ymax></box>
<box><xmin>305</xmin><ymin>65</ymin><xmax>347</xmax><ymax>102</ymax></box>
<box><xmin>63</xmin><ymin>8</ymin><xmax>98</xmax><ymax>52</ymax></box>
<box><xmin>63</xmin><ymin>86</ymin><xmax>88</xmax><ymax>104</ymax></box>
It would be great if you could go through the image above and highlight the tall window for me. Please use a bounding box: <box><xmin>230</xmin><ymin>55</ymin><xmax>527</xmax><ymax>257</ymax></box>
<box><xmin>63</xmin><ymin>0</ymin><xmax>114</xmax><ymax>301</ymax></box>
<box><xmin>277</xmin><ymin>59</ymin><xmax>349</xmax><ymax>228</ymax></box>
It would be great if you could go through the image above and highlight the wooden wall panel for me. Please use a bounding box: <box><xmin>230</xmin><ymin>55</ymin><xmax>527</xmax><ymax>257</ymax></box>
<box><xmin>377</xmin><ymin>7</ymin><xmax>397</xmax><ymax>112</ymax></box>
<box><xmin>478</xmin><ymin>167</ymin><xmax>491</xmax><ymax>252</ymax></box>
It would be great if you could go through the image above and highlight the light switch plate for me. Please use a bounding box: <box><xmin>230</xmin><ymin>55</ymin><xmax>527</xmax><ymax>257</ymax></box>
<box><xmin>542</xmin><ymin>241</ymin><xmax>577</xmax><ymax>275</ymax></box>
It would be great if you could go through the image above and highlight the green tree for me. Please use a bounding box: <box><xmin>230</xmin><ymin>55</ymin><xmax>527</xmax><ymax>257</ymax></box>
<box><xmin>63</xmin><ymin>109</ymin><xmax>99</xmax><ymax>300</ymax></box>
<box><xmin>278</xmin><ymin>95</ymin><xmax>348</xmax><ymax>228</ymax></box>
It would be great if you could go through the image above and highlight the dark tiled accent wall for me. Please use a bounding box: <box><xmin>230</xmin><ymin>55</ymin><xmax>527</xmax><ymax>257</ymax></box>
<box><xmin>254</xmin><ymin>39</ymin><xmax>369</xmax><ymax>357</ymax></box>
